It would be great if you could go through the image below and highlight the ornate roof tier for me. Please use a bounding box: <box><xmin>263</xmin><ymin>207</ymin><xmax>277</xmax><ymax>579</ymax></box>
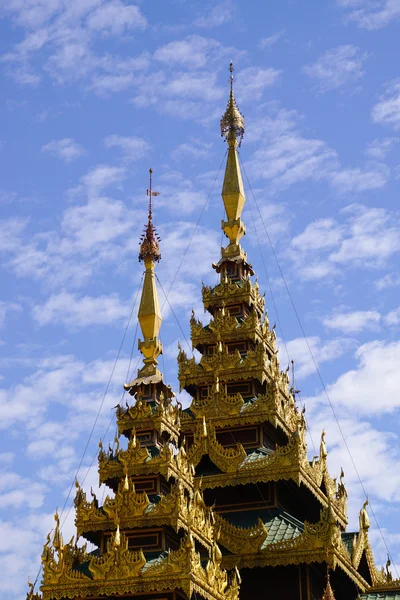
<box><xmin>117</xmin><ymin>390</ymin><xmax>180</xmax><ymax>443</ymax></box>
<box><xmin>98</xmin><ymin>435</ymin><xmax>193</xmax><ymax>491</ymax></box>
<box><xmin>41</xmin><ymin>530</ymin><xmax>240</xmax><ymax>600</ymax></box>
<box><xmin>75</xmin><ymin>476</ymin><xmax>214</xmax><ymax>550</ymax></box>
<box><xmin>184</xmin><ymin>418</ymin><xmax>347</xmax><ymax>528</ymax></box>
<box><xmin>202</xmin><ymin>279</ymin><xmax>265</xmax><ymax>315</ymax></box>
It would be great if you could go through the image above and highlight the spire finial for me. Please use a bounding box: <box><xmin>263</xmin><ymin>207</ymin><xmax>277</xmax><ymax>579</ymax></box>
<box><xmin>229</xmin><ymin>61</ymin><xmax>234</xmax><ymax>92</ymax></box>
<box><xmin>139</xmin><ymin>169</ymin><xmax>161</xmax><ymax>263</ymax></box>
<box><xmin>220</xmin><ymin>62</ymin><xmax>245</xmax><ymax>147</ymax></box>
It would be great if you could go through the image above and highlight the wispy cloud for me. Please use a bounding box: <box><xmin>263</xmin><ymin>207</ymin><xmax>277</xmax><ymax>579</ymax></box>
<box><xmin>303</xmin><ymin>45</ymin><xmax>369</xmax><ymax>93</ymax></box>
<box><xmin>0</xmin><ymin>302</ymin><xmax>21</xmax><ymax>329</ymax></box>
<box><xmin>365</xmin><ymin>137</ymin><xmax>398</xmax><ymax>159</ymax></box>
<box><xmin>323</xmin><ymin>310</ymin><xmax>381</xmax><ymax>333</ymax></box>
<box><xmin>104</xmin><ymin>135</ymin><xmax>151</xmax><ymax>163</ymax></box>
<box><xmin>33</xmin><ymin>291</ymin><xmax>131</xmax><ymax>328</ymax></box>
<box><xmin>41</xmin><ymin>138</ymin><xmax>86</xmax><ymax>163</ymax></box>
<box><xmin>1</xmin><ymin>0</ymin><xmax>148</xmax><ymax>86</ymax></box>
<box><xmin>258</xmin><ymin>31</ymin><xmax>284</xmax><ymax>49</ymax></box>
<box><xmin>289</xmin><ymin>204</ymin><xmax>400</xmax><ymax>280</ymax></box>
<box><xmin>372</xmin><ymin>79</ymin><xmax>400</xmax><ymax>130</ymax></box>
<box><xmin>193</xmin><ymin>1</ymin><xmax>235</xmax><ymax>28</ymax></box>
<box><xmin>285</xmin><ymin>335</ymin><xmax>355</xmax><ymax>378</ymax></box>
<box><xmin>337</xmin><ymin>0</ymin><xmax>400</xmax><ymax>30</ymax></box>
<box><xmin>247</xmin><ymin>103</ymin><xmax>390</xmax><ymax>193</ymax></box>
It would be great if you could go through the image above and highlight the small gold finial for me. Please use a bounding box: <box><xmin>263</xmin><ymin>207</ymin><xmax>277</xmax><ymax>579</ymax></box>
<box><xmin>139</xmin><ymin>168</ymin><xmax>161</xmax><ymax>263</ymax></box>
<box><xmin>322</xmin><ymin>570</ymin><xmax>336</xmax><ymax>600</ymax></box>
<box><xmin>220</xmin><ymin>62</ymin><xmax>245</xmax><ymax>147</ymax></box>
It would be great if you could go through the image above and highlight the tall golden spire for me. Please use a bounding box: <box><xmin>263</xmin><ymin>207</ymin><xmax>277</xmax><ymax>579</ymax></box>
<box><xmin>137</xmin><ymin>169</ymin><xmax>163</xmax><ymax>377</ymax></box>
<box><xmin>220</xmin><ymin>63</ymin><xmax>246</xmax><ymax>259</ymax></box>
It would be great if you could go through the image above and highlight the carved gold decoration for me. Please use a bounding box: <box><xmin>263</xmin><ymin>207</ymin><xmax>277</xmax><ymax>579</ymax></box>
<box><xmin>117</xmin><ymin>393</ymin><xmax>180</xmax><ymax>443</ymax></box>
<box><xmin>41</xmin><ymin>531</ymin><xmax>240</xmax><ymax>600</ymax></box>
<box><xmin>178</xmin><ymin>342</ymin><xmax>275</xmax><ymax>390</ymax></box>
<box><xmin>189</xmin><ymin>425</ymin><xmax>347</xmax><ymax>529</ymax></box>
<box><xmin>184</xmin><ymin>384</ymin><xmax>299</xmax><ymax>437</ymax></box>
<box><xmin>220</xmin><ymin>505</ymin><xmax>368</xmax><ymax>591</ymax></box>
<box><xmin>75</xmin><ymin>477</ymin><xmax>214</xmax><ymax>550</ymax></box>
<box><xmin>215</xmin><ymin>514</ymin><xmax>269</xmax><ymax>554</ymax></box>
<box><xmin>202</xmin><ymin>279</ymin><xmax>264</xmax><ymax>315</ymax></box>
<box><xmin>191</xmin><ymin>308</ymin><xmax>276</xmax><ymax>352</ymax></box>
<box><xmin>187</xmin><ymin>418</ymin><xmax>247</xmax><ymax>473</ymax></box>
<box><xmin>98</xmin><ymin>435</ymin><xmax>193</xmax><ymax>490</ymax></box>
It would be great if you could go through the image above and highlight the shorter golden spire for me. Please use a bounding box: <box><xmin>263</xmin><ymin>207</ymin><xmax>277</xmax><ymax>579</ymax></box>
<box><xmin>137</xmin><ymin>169</ymin><xmax>163</xmax><ymax>377</ymax></box>
<box><xmin>139</xmin><ymin>169</ymin><xmax>161</xmax><ymax>263</ymax></box>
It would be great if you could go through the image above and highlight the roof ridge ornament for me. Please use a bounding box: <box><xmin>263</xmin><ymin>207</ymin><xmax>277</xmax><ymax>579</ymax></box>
<box><xmin>220</xmin><ymin>62</ymin><xmax>245</xmax><ymax>147</ymax></box>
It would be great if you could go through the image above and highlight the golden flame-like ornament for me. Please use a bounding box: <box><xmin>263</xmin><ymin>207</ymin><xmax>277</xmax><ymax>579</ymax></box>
<box><xmin>220</xmin><ymin>63</ymin><xmax>245</xmax><ymax>147</ymax></box>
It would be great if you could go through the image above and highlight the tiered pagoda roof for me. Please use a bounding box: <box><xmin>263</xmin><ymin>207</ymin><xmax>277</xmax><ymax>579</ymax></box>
<box><xmin>27</xmin><ymin>67</ymin><xmax>400</xmax><ymax>600</ymax></box>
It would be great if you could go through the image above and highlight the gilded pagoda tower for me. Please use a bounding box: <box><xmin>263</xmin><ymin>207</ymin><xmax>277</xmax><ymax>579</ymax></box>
<box><xmin>28</xmin><ymin>68</ymin><xmax>400</xmax><ymax>600</ymax></box>
<box><xmin>176</xmin><ymin>64</ymin><xmax>400</xmax><ymax>600</ymax></box>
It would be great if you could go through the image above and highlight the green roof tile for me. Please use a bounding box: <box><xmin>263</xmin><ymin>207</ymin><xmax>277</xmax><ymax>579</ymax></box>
<box><xmin>342</xmin><ymin>531</ymin><xmax>357</xmax><ymax>554</ymax></box>
<box><xmin>222</xmin><ymin>508</ymin><xmax>304</xmax><ymax>545</ymax></box>
<box><xmin>360</xmin><ymin>593</ymin><xmax>400</xmax><ymax>599</ymax></box>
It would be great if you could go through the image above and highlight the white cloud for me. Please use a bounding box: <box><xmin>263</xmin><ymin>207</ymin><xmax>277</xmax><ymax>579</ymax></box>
<box><xmin>246</xmin><ymin>104</ymin><xmax>389</xmax><ymax>193</ymax></box>
<box><xmin>41</xmin><ymin>138</ymin><xmax>86</xmax><ymax>162</ymax></box>
<box><xmin>236</xmin><ymin>66</ymin><xmax>281</xmax><ymax>102</ymax></box>
<box><xmin>0</xmin><ymin>302</ymin><xmax>21</xmax><ymax>328</ymax></box>
<box><xmin>193</xmin><ymin>1</ymin><xmax>234</xmax><ymax>28</ymax></box>
<box><xmin>33</xmin><ymin>291</ymin><xmax>131</xmax><ymax>328</ymax></box>
<box><xmin>330</xmin><ymin>204</ymin><xmax>400</xmax><ymax>265</ymax></box>
<box><xmin>315</xmin><ymin>340</ymin><xmax>400</xmax><ymax>414</ymax></box>
<box><xmin>86</xmin><ymin>0</ymin><xmax>147</xmax><ymax>35</ymax></box>
<box><xmin>156</xmin><ymin>171</ymin><xmax>210</xmax><ymax>215</ymax></box>
<box><xmin>372</xmin><ymin>79</ymin><xmax>400</xmax><ymax>130</ymax></box>
<box><xmin>171</xmin><ymin>140</ymin><xmax>212</xmax><ymax>161</ymax></box>
<box><xmin>365</xmin><ymin>137</ymin><xmax>398</xmax><ymax>159</ymax></box>
<box><xmin>337</xmin><ymin>0</ymin><xmax>400</xmax><ymax>30</ymax></box>
<box><xmin>304</xmin><ymin>45</ymin><xmax>369</xmax><ymax>93</ymax></box>
<box><xmin>291</xmin><ymin>218</ymin><xmax>342</xmax><ymax>253</ymax></box>
<box><xmin>258</xmin><ymin>31</ymin><xmax>284</xmax><ymax>49</ymax></box>
<box><xmin>1</xmin><ymin>0</ymin><xmax>148</xmax><ymax>87</ymax></box>
<box><xmin>0</xmin><ymin>472</ymin><xmax>46</xmax><ymax>509</ymax></box>
<box><xmin>104</xmin><ymin>135</ymin><xmax>150</xmax><ymax>162</ymax></box>
<box><xmin>323</xmin><ymin>310</ymin><xmax>381</xmax><ymax>333</ymax></box>
<box><xmin>71</xmin><ymin>164</ymin><xmax>126</xmax><ymax>199</ymax></box>
<box><xmin>153</xmin><ymin>34</ymin><xmax>239</xmax><ymax>69</ymax></box>
<box><xmin>375</xmin><ymin>273</ymin><xmax>400</xmax><ymax>290</ymax></box>
<box><xmin>330</xmin><ymin>163</ymin><xmax>390</xmax><ymax>193</ymax></box>
<box><xmin>289</xmin><ymin>204</ymin><xmax>400</xmax><ymax>280</ymax></box>
<box><xmin>285</xmin><ymin>336</ymin><xmax>355</xmax><ymax>379</ymax></box>
<box><xmin>385</xmin><ymin>307</ymin><xmax>400</xmax><ymax>326</ymax></box>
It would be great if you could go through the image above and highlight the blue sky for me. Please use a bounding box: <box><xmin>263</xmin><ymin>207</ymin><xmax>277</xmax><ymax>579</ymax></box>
<box><xmin>1</xmin><ymin>0</ymin><xmax>400</xmax><ymax>597</ymax></box>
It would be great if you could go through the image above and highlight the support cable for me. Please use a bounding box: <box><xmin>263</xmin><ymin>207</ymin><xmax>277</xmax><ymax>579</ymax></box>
<box><xmin>160</xmin><ymin>150</ymin><xmax>227</xmax><ymax>309</ymax></box>
<box><xmin>240</xmin><ymin>157</ymin><xmax>399</xmax><ymax>577</ymax></box>
<box><xmin>156</xmin><ymin>273</ymin><xmax>193</xmax><ymax>356</ymax></box>
<box><xmin>59</xmin><ymin>276</ymin><xmax>144</xmax><ymax>527</ymax></box>
<box><xmin>246</xmin><ymin>172</ymin><xmax>318</xmax><ymax>457</ymax></box>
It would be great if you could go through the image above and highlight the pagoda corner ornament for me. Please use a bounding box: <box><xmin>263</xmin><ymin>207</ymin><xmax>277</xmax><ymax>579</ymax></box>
<box><xmin>27</xmin><ymin>66</ymin><xmax>400</xmax><ymax>600</ymax></box>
